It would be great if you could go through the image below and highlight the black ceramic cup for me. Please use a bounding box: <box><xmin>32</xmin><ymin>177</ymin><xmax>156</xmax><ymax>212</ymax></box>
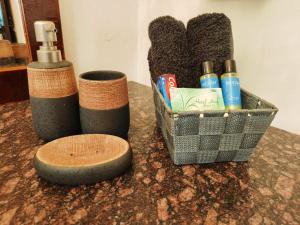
<box><xmin>79</xmin><ymin>71</ymin><xmax>130</xmax><ymax>138</ymax></box>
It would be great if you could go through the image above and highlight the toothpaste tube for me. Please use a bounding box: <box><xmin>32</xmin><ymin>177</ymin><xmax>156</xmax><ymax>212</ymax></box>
<box><xmin>162</xmin><ymin>74</ymin><xmax>177</xmax><ymax>99</ymax></box>
<box><xmin>158</xmin><ymin>76</ymin><xmax>171</xmax><ymax>108</ymax></box>
<box><xmin>157</xmin><ymin>74</ymin><xmax>177</xmax><ymax>109</ymax></box>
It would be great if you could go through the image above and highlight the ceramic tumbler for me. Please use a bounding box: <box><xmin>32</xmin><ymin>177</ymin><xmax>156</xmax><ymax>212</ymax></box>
<box><xmin>79</xmin><ymin>71</ymin><xmax>130</xmax><ymax>138</ymax></box>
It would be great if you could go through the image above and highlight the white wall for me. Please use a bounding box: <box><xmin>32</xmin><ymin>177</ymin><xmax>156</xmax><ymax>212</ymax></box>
<box><xmin>10</xmin><ymin>0</ymin><xmax>26</xmax><ymax>43</ymax></box>
<box><xmin>59</xmin><ymin>0</ymin><xmax>300</xmax><ymax>134</ymax></box>
<box><xmin>59</xmin><ymin>0</ymin><xmax>137</xmax><ymax>82</ymax></box>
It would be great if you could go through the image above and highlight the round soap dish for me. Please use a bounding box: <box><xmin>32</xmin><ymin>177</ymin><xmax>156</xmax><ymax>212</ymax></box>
<box><xmin>33</xmin><ymin>134</ymin><xmax>132</xmax><ymax>185</ymax></box>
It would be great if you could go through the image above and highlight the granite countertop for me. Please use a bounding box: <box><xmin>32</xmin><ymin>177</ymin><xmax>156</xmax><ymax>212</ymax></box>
<box><xmin>0</xmin><ymin>82</ymin><xmax>299</xmax><ymax>225</ymax></box>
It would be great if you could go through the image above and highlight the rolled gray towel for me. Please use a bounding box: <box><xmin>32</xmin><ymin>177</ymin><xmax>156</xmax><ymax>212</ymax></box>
<box><xmin>187</xmin><ymin>13</ymin><xmax>234</xmax><ymax>77</ymax></box>
<box><xmin>148</xmin><ymin>16</ymin><xmax>197</xmax><ymax>87</ymax></box>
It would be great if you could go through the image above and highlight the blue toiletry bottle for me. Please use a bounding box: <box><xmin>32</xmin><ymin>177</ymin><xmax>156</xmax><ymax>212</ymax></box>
<box><xmin>200</xmin><ymin>61</ymin><xmax>220</xmax><ymax>88</ymax></box>
<box><xmin>221</xmin><ymin>60</ymin><xmax>242</xmax><ymax>110</ymax></box>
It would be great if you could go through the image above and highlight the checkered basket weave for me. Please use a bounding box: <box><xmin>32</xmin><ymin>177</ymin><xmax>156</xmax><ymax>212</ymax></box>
<box><xmin>151</xmin><ymin>79</ymin><xmax>278</xmax><ymax>165</ymax></box>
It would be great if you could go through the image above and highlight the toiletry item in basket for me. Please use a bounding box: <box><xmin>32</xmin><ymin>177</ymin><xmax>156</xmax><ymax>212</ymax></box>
<box><xmin>157</xmin><ymin>74</ymin><xmax>177</xmax><ymax>108</ymax></box>
<box><xmin>170</xmin><ymin>88</ymin><xmax>225</xmax><ymax>113</ymax></box>
<box><xmin>157</xmin><ymin>77</ymin><xmax>171</xmax><ymax>107</ymax></box>
<box><xmin>187</xmin><ymin>13</ymin><xmax>234</xmax><ymax>79</ymax></box>
<box><xmin>162</xmin><ymin>74</ymin><xmax>177</xmax><ymax>99</ymax></box>
<box><xmin>148</xmin><ymin>16</ymin><xmax>196</xmax><ymax>87</ymax></box>
<box><xmin>221</xmin><ymin>60</ymin><xmax>241</xmax><ymax>110</ymax></box>
<box><xmin>27</xmin><ymin>21</ymin><xmax>81</xmax><ymax>141</ymax></box>
<box><xmin>200</xmin><ymin>61</ymin><xmax>220</xmax><ymax>88</ymax></box>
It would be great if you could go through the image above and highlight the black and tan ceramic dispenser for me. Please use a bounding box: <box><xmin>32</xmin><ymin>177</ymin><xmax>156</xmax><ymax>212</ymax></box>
<box><xmin>27</xmin><ymin>21</ymin><xmax>81</xmax><ymax>141</ymax></box>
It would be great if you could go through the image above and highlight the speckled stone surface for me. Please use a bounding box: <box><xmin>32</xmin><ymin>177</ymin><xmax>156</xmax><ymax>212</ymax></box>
<box><xmin>0</xmin><ymin>82</ymin><xmax>299</xmax><ymax>225</ymax></box>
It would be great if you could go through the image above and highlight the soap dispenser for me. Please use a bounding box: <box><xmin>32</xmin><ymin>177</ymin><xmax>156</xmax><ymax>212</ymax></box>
<box><xmin>27</xmin><ymin>21</ymin><xmax>81</xmax><ymax>141</ymax></box>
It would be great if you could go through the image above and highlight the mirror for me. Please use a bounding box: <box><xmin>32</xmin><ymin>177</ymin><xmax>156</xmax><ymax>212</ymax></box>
<box><xmin>0</xmin><ymin>0</ymin><xmax>29</xmax><ymax>67</ymax></box>
<box><xmin>0</xmin><ymin>0</ymin><xmax>63</xmax><ymax>104</ymax></box>
<box><xmin>0</xmin><ymin>0</ymin><xmax>65</xmax><ymax>104</ymax></box>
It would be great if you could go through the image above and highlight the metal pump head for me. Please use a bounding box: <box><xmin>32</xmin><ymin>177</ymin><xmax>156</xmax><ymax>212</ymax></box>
<box><xmin>34</xmin><ymin>21</ymin><xmax>62</xmax><ymax>63</ymax></box>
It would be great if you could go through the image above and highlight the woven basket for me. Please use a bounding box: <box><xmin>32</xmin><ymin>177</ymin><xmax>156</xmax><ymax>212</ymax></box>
<box><xmin>151</xmin><ymin>79</ymin><xmax>278</xmax><ymax>165</ymax></box>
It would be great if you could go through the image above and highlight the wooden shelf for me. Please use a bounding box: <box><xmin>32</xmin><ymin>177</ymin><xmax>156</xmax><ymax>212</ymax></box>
<box><xmin>0</xmin><ymin>65</ymin><xmax>27</xmax><ymax>73</ymax></box>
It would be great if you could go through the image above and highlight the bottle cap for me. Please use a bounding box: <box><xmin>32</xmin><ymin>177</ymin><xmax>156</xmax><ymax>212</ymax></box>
<box><xmin>224</xmin><ymin>60</ymin><xmax>237</xmax><ymax>73</ymax></box>
<box><xmin>202</xmin><ymin>61</ymin><xmax>214</xmax><ymax>75</ymax></box>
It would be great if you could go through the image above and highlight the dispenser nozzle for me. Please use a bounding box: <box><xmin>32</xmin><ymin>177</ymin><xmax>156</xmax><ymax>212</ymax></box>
<box><xmin>34</xmin><ymin>21</ymin><xmax>58</xmax><ymax>42</ymax></box>
<box><xmin>34</xmin><ymin>21</ymin><xmax>62</xmax><ymax>63</ymax></box>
